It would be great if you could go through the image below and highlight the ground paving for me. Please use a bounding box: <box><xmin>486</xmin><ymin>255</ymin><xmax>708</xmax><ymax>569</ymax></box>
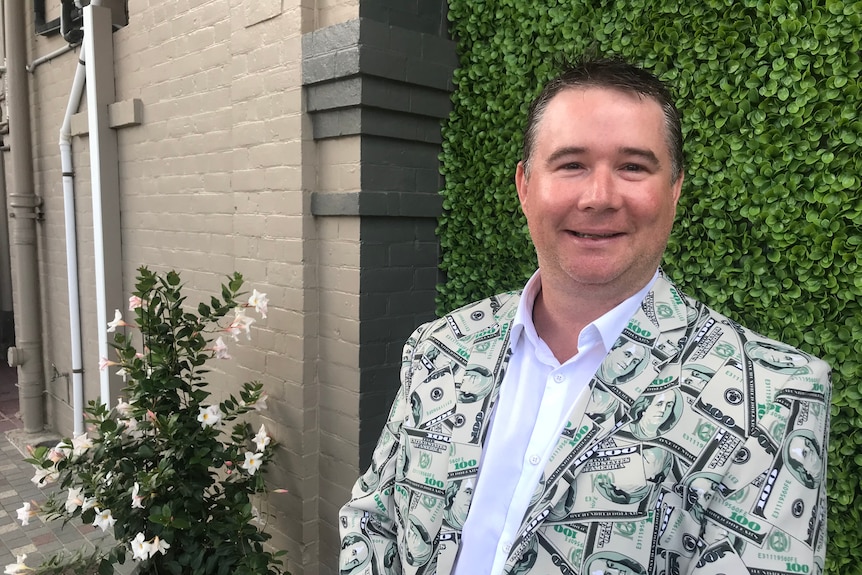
<box><xmin>0</xmin><ymin>364</ymin><xmax>134</xmax><ymax>574</ymax></box>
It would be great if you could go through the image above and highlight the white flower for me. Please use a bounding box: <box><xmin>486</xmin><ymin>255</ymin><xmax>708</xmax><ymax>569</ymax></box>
<box><xmin>244</xmin><ymin>392</ymin><xmax>268</xmax><ymax>411</ymax></box>
<box><xmin>47</xmin><ymin>445</ymin><xmax>67</xmax><ymax>464</ymax></box>
<box><xmin>120</xmin><ymin>417</ymin><xmax>139</xmax><ymax>435</ymax></box>
<box><xmin>99</xmin><ymin>357</ymin><xmax>118</xmax><ymax>370</ymax></box>
<box><xmin>31</xmin><ymin>466</ymin><xmax>57</xmax><ymax>487</ymax></box>
<box><xmin>4</xmin><ymin>554</ymin><xmax>30</xmax><ymax>574</ymax></box>
<box><xmin>52</xmin><ymin>440</ymin><xmax>72</xmax><ymax>459</ymax></box>
<box><xmin>130</xmin><ymin>533</ymin><xmax>152</xmax><ymax>561</ymax></box>
<box><xmin>92</xmin><ymin>508</ymin><xmax>116</xmax><ymax>532</ymax></box>
<box><xmin>150</xmin><ymin>535</ymin><xmax>170</xmax><ymax>557</ymax></box>
<box><xmin>247</xmin><ymin>289</ymin><xmax>268</xmax><ymax>318</ymax></box>
<box><xmin>131</xmin><ymin>482</ymin><xmax>145</xmax><ymax>509</ymax></box>
<box><xmin>115</xmin><ymin>397</ymin><xmax>132</xmax><ymax>417</ymax></box>
<box><xmin>197</xmin><ymin>405</ymin><xmax>223</xmax><ymax>428</ymax></box>
<box><xmin>81</xmin><ymin>496</ymin><xmax>97</xmax><ymax>511</ymax></box>
<box><xmin>212</xmin><ymin>336</ymin><xmax>230</xmax><ymax>359</ymax></box>
<box><xmin>251</xmin><ymin>505</ymin><xmax>262</xmax><ymax>525</ymax></box>
<box><xmin>65</xmin><ymin>488</ymin><xmax>84</xmax><ymax>513</ymax></box>
<box><xmin>128</xmin><ymin>295</ymin><xmax>143</xmax><ymax>310</ymax></box>
<box><xmin>106</xmin><ymin>309</ymin><xmax>127</xmax><ymax>332</ymax></box>
<box><xmin>71</xmin><ymin>432</ymin><xmax>93</xmax><ymax>456</ymax></box>
<box><xmin>253</xmin><ymin>424</ymin><xmax>271</xmax><ymax>452</ymax></box>
<box><xmin>226</xmin><ymin>308</ymin><xmax>254</xmax><ymax>341</ymax></box>
<box><xmin>241</xmin><ymin>451</ymin><xmax>264</xmax><ymax>475</ymax></box>
<box><xmin>16</xmin><ymin>502</ymin><xmax>36</xmax><ymax>526</ymax></box>
<box><xmin>116</xmin><ymin>367</ymin><xmax>129</xmax><ymax>381</ymax></box>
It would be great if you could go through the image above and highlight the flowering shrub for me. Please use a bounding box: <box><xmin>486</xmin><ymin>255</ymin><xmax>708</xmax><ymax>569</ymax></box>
<box><xmin>10</xmin><ymin>268</ymin><xmax>285</xmax><ymax>575</ymax></box>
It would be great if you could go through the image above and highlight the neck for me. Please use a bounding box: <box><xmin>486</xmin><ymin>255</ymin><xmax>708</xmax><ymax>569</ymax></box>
<box><xmin>532</xmin><ymin>274</ymin><xmax>651</xmax><ymax>363</ymax></box>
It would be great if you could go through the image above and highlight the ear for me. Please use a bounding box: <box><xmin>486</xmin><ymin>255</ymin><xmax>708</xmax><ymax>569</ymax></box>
<box><xmin>515</xmin><ymin>161</ymin><xmax>529</xmax><ymax>210</ymax></box>
<box><xmin>671</xmin><ymin>170</ymin><xmax>684</xmax><ymax>207</ymax></box>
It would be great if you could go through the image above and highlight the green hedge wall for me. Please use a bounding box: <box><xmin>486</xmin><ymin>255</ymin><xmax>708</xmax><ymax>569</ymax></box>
<box><xmin>438</xmin><ymin>1</ymin><xmax>862</xmax><ymax>572</ymax></box>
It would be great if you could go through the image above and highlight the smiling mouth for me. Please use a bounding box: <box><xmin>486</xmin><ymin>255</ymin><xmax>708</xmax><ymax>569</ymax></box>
<box><xmin>571</xmin><ymin>231</ymin><xmax>622</xmax><ymax>239</ymax></box>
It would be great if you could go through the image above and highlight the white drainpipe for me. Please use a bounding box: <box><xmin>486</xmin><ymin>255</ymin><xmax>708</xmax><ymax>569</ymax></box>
<box><xmin>59</xmin><ymin>46</ymin><xmax>87</xmax><ymax>436</ymax></box>
<box><xmin>83</xmin><ymin>1</ymin><xmax>124</xmax><ymax>407</ymax></box>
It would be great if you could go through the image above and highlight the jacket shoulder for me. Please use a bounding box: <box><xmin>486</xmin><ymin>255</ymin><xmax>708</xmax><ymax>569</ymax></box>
<box><xmin>671</xmin><ymin>283</ymin><xmax>829</xmax><ymax>373</ymax></box>
<box><xmin>425</xmin><ymin>292</ymin><xmax>522</xmax><ymax>340</ymax></box>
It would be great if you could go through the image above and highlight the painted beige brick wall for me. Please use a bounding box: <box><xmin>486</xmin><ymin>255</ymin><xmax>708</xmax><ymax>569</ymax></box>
<box><xmin>8</xmin><ymin>1</ymin><xmax>369</xmax><ymax>573</ymax></box>
<box><xmin>306</xmin><ymin>6</ymin><xmax>363</xmax><ymax>575</ymax></box>
<box><xmin>315</xmin><ymin>0</ymin><xmax>360</xmax><ymax>28</ymax></box>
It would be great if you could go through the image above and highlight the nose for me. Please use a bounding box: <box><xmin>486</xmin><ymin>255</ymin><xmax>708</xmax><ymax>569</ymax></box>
<box><xmin>576</xmin><ymin>165</ymin><xmax>621</xmax><ymax>211</ymax></box>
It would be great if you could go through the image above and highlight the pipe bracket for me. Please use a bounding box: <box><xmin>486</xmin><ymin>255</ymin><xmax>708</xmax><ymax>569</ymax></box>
<box><xmin>8</xmin><ymin>194</ymin><xmax>44</xmax><ymax>220</ymax></box>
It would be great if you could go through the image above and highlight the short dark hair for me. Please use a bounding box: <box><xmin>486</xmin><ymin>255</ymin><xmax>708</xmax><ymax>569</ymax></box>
<box><xmin>521</xmin><ymin>56</ymin><xmax>683</xmax><ymax>183</ymax></box>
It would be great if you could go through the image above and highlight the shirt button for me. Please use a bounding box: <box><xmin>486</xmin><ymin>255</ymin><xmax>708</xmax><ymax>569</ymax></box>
<box><xmin>529</xmin><ymin>454</ymin><xmax>540</xmax><ymax>465</ymax></box>
<box><xmin>553</xmin><ymin>374</ymin><xmax>565</xmax><ymax>383</ymax></box>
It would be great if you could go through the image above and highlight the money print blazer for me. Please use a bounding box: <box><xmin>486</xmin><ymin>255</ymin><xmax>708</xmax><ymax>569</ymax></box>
<box><xmin>339</xmin><ymin>273</ymin><xmax>831</xmax><ymax>575</ymax></box>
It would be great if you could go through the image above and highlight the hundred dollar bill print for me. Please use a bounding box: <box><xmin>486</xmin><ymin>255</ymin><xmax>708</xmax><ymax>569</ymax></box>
<box><xmin>340</xmin><ymin>272</ymin><xmax>831</xmax><ymax>575</ymax></box>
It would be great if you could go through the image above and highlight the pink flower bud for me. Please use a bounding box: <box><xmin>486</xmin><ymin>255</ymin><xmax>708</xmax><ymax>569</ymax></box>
<box><xmin>48</xmin><ymin>449</ymin><xmax>66</xmax><ymax>463</ymax></box>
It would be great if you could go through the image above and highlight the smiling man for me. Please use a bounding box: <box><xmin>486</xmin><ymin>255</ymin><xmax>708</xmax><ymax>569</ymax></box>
<box><xmin>340</xmin><ymin>56</ymin><xmax>831</xmax><ymax>575</ymax></box>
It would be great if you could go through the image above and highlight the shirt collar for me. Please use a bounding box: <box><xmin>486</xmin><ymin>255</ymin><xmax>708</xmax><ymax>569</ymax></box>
<box><xmin>510</xmin><ymin>269</ymin><xmax>660</xmax><ymax>357</ymax></box>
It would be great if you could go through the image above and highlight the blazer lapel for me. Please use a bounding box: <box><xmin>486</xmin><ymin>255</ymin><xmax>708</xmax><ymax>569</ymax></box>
<box><xmin>437</xmin><ymin>293</ymin><xmax>519</xmax><ymax>446</ymax></box>
<box><xmin>431</xmin><ymin>294</ymin><xmax>520</xmax><ymax>570</ymax></box>
<box><xmin>512</xmin><ymin>273</ymin><xmax>694</xmax><ymax>541</ymax></box>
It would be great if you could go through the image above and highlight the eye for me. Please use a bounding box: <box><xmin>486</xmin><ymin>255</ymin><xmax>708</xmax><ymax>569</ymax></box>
<box><xmin>621</xmin><ymin>163</ymin><xmax>647</xmax><ymax>172</ymax></box>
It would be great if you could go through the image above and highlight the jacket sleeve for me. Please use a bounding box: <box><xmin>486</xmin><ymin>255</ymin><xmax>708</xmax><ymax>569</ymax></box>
<box><xmin>688</xmin><ymin>358</ymin><xmax>831</xmax><ymax>575</ymax></box>
<box><xmin>338</xmin><ymin>321</ymin><xmax>433</xmax><ymax>575</ymax></box>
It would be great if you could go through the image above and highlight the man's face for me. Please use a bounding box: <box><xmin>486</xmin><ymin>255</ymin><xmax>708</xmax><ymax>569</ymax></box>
<box><xmin>516</xmin><ymin>87</ymin><xmax>683</xmax><ymax>300</ymax></box>
<box><xmin>755</xmin><ymin>347</ymin><xmax>807</xmax><ymax>368</ymax></box>
<box><xmin>606</xmin><ymin>342</ymin><xmax>645</xmax><ymax>380</ymax></box>
<box><xmin>452</xmin><ymin>478</ymin><xmax>474</xmax><ymax>515</ymax></box>
<box><xmin>643</xmin><ymin>391</ymin><xmax>675</xmax><ymax>427</ymax></box>
<box><xmin>789</xmin><ymin>435</ymin><xmax>822</xmax><ymax>479</ymax></box>
<box><xmin>460</xmin><ymin>368</ymin><xmax>491</xmax><ymax>399</ymax></box>
<box><xmin>686</xmin><ymin>477</ymin><xmax>714</xmax><ymax>509</ymax></box>
<box><xmin>407</xmin><ymin>519</ymin><xmax>426</xmax><ymax>547</ymax></box>
<box><xmin>589</xmin><ymin>559</ymin><xmax>627</xmax><ymax>575</ymax></box>
<box><xmin>340</xmin><ymin>539</ymin><xmax>369</xmax><ymax>571</ymax></box>
<box><xmin>682</xmin><ymin>369</ymin><xmax>709</xmax><ymax>387</ymax></box>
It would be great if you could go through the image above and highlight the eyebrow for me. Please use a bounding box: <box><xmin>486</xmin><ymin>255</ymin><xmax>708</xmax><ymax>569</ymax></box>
<box><xmin>620</xmin><ymin>147</ymin><xmax>662</xmax><ymax>168</ymax></box>
<box><xmin>545</xmin><ymin>146</ymin><xmax>662</xmax><ymax>169</ymax></box>
<box><xmin>545</xmin><ymin>146</ymin><xmax>587</xmax><ymax>166</ymax></box>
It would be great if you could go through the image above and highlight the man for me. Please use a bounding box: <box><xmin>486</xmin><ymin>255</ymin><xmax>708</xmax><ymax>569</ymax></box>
<box><xmin>339</xmin><ymin>57</ymin><xmax>830</xmax><ymax>575</ymax></box>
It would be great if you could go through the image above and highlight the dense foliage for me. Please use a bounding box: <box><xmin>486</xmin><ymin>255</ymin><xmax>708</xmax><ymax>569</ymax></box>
<box><xmin>438</xmin><ymin>1</ymin><xmax>862</xmax><ymax>572</ymax></box>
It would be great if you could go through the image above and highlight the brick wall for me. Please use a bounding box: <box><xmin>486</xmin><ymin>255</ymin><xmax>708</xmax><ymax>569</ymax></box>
<box><xmin>303</xmin><ymin>2</ymin><xmax>456</xmax><ymax>572</ymax></box>
<box><xmin>16</xmin><ymin>1</ymin><xmax>319</xmax><ymax>573</ymax></box>
<box><xmin>7</xmin><ymin>0</ymin><xmax>454</xmax><ymax>573</ymax></box>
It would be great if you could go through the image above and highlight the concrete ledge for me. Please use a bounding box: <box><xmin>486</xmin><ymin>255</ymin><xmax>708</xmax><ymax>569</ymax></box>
<box><xmin>311</xmin><ymin>191</ymin><xmax>442</xmax><ymax>217</ymax></box>
<box><xmin>70</xmin><ymin>98</ymin><xmax>144</xmax><ymax>136</ymax></box>
<box><xmin>6</xmin><ymin>428</ymin><xmax>63</xmax><ymax>457</ymax></box>
<box><xmin>310</xmin><ymin>107</ymin><xmax>445</xmax><ymax>143</ymax></box>
<box><xmin>302</xmin><ymin>17</ymin><xmax>456</xmax><ymax>91</ymax></box>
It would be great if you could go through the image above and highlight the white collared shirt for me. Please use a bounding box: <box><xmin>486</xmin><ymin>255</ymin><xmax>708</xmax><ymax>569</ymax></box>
<box><xmin>452</xmin><ymin>270</ymin><xmax>658</xmax><ymax>575</ymax></box>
